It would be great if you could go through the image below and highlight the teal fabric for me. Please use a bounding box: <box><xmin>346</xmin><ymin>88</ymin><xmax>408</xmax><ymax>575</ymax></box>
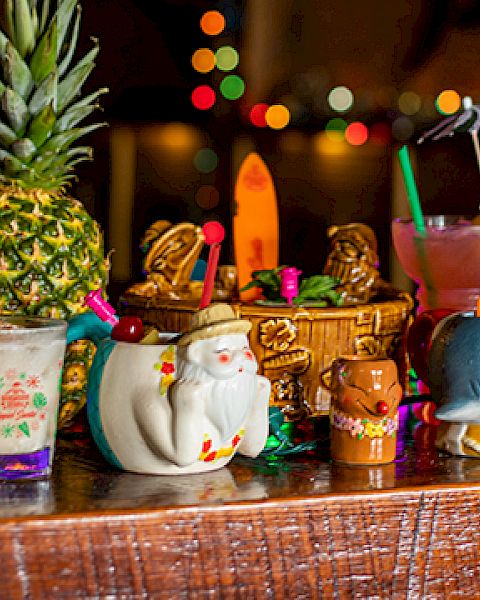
<box><xmin>67</xmin><ymin>311</ymin><xmax>113</xmax><ymax>346</ymax></box>
<box><xmin>86</xmin><ymin>339</ymin><xmax>124</xmax><ymax>470</ymax></box>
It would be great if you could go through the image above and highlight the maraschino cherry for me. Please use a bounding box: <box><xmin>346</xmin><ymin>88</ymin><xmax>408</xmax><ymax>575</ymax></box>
<box><xmin>111</xmin><ymin>316</ymin><xmax>144</xmax><ymax>343</ymax></box>
<box><xmin>84</xmin><ymin>289</ymin><xmax>144</xmax><ymax>343</ymax></box>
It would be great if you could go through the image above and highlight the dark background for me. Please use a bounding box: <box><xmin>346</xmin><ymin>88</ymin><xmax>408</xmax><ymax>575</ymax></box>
<box><xmin>68</xmin><ymin>0</ymin><xmax>480</xmax><ymax>299</ymax></box>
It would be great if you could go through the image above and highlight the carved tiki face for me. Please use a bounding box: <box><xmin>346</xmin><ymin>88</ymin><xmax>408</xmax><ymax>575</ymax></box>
<box><xmin>328</xmin><ymin>356</ymin><xmax>402</xmax><ymax>465</ymax></box>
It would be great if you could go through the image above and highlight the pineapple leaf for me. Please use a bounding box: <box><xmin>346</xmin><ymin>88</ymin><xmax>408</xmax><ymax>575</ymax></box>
<box><xmin>1</xmin><ymin>86</ymin><xmax>28</xmax><ymax>133</ymax></box>
<box><xmin>33</xmin><ymin>145</ymin><xmax>91</xmax><ymax>173</ymax></box>
<box><xmin>65</xmin><ymin>86</ymin><xmax>108</xmax><ymax>111</ymax></box>
<box><xmin>58</xmin><ymin>2</ymin><xmax>80</xmax><ymax>77</ymax></box>
<box><xmin>57</xmin><ymin>43</ymin><xmax>97</xmax><ymax>112</ymax></box>
<box><xmin>11</xmin><ymin>137</ymin><xmax>36</xmax><ymax>160</ymax></box>
<box><xmin>3</xmin><ymin>0</ymin><xmax>15</xmax><ymax>46</ymax></box>
<box><xmin>53</xmin><ymin>103</ymin><xmax>96</xmax><ymax>132</ymax></box>
<box><xmin>38</xmin><ymin>0</ymin><xmax>50</xmax><ymax>36</ymax></box>
<box><xmin>3</xmin><ymin>40</ymin><xmax>32</xmax><ymax>96</ymax></box>
<box><xmin>29</xmin><ymin>15</ymin><xmax>56</xmax><ymax>84</ymax></box>
<box><xmin>39</xmin><ymin>121</ymin><xmax>106</xmax><ymax>154</ymax></box>
<box><xmin>0</xmin><ymin>148</ymin><xmax>25</xmax><ymax>175</ymax></box>
<box><xmin>0</xmin><ymin>119</ymin><xmax>16</xmax><ymax>145</ymax></box>
<box><xmin>13</xmin><ymin>0</ymin><xmax>35</xmax><ymax>58</ymax></box>
<box><xmin>28</xmin><ymin>68</ymin><xmax>57</xmax><ymax>115</ymax></box>
<box><xmin>30</xmin><ymin>2</ymin><xmax>38</xmax><ymax>39</ymax></box>
<box><xmin>54</xmin><ymin>0</ymin><xmax>76</xmax><ymax>60</ymax></box>
<box><xmin>26</xmin><ymin>101</ymin><xmax>55</xmax><ymax>147</ymax></box>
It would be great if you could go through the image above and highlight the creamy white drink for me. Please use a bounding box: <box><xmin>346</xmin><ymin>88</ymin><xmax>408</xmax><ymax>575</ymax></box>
<box><xmin>0</xmin><ymin>317</ymin><xmax>67</xmax><ymax>478</ymax></box>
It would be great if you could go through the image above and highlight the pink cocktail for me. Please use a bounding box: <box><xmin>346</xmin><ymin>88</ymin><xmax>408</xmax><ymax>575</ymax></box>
<box><xmin>392</xmin><ymin>215</ymin><xmax>480</xmax><ymax>312</ymax></box>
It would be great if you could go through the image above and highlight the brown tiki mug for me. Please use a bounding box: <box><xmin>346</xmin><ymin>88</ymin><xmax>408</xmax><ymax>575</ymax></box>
<box><xmin>324</xmin><ymin>356</ymin><xmax>402</xmax><ymax>465</ymax></box>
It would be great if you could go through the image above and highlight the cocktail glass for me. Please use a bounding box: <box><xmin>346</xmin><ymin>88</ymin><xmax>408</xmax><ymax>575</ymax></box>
<box><xmin>392</xmin><ymin>215</ymin><xmax>480</xmax><ymax>312</ymax></box>
<box><xmin>0</xmin><ymin>316</ymin><xmax>67</xmax><ymax>479</ymax></box>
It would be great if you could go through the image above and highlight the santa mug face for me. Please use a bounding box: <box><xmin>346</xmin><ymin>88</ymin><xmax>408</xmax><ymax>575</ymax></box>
<box><xmin>326</xmin><ymin>356</ymin><xmax>402</xmax><ymax>465</ymax></box>
<box><xmin>187</xmin><ymin>334</ymin><xmax>258</xmax><ymax>380</ymax></box>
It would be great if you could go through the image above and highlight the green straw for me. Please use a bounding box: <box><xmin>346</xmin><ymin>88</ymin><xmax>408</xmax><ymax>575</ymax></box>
<box><xmin>397</xmin><ymin>145</ymin><xmax>437</xmax><ymax>308</ymax></box>
<box><xmin>398</xmin><ymin>145</ymin><xmax>426</xmax><ymax>236</ymax></box>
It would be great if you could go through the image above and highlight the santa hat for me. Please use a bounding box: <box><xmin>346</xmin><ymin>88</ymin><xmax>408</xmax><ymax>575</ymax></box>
<box><xmin>178</xmin><ymin>303</ymin><xmax>251</xmax><ymax>346</ymax></box>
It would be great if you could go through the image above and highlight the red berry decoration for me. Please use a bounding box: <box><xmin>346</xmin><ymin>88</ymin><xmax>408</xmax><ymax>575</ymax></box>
<box><xmin>202</xmin><ymin>220</ymin><xmax>225</xmax><ymax>244</ymax></box>
<box><xmin>111</xmin><ymin>316</ymin><xmax>144</xmax><ymax>343</ymax></box>
<box><xmin>376</xmin><ymin>401</ymin><xmax>389</xmax><ymax>415</ymax></box>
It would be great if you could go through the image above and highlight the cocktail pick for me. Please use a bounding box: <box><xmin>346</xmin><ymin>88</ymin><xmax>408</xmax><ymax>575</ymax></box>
<box><xmin>199</xmin><ymin>221</ymin><xmax>225</xmax><ymax>309</ymax></box>
<box><xmin>84</xmin><ymin>289</ymin><xmax>144</xmax><ymax>342</ymax></box>
<box><xmin>398</xmin><ymin>145</ymin><xmax>426</xmax><ymax>236</ymax></box>
<box><xmin>280</xmin><ymin>267</ymin><xmax>302</xmax><ymax>305</ymax></box>
<box><xmin>84</xmin><ymin>289</ymin><xmax>119</xmax><ymax>326</ymax></box>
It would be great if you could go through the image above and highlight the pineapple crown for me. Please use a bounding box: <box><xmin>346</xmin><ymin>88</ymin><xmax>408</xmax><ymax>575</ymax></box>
<box><xmin>0</xmin><ymin>0</ymin><xmax>108</xmax><ymax>190</ymax></box>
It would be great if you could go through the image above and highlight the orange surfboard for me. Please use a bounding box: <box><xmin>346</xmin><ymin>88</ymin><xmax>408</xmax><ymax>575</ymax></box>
<box><xmin>233</xmin><ymin>152</ymin><xmax>279</xmax><ymax>302</ymax></box>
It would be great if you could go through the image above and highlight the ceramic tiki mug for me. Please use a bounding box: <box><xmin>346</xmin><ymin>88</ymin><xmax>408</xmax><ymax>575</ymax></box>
<box><xmin>67</xmin><ymin>304</ymin><xmax>271</xmax><ymax>475</ymax></box>
<box><xmin>323</xmin><ymin>356</ymin><xmax>402</xmax><ymax>464</ymax></box>
<box><xmin>420</xmin><ymin>311</ymin><xmax>480</xmax><ymax>457</ymax></box>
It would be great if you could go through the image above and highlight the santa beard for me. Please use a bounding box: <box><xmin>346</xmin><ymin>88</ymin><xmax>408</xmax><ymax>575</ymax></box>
<box><xmin>178</xmin><ymin>359</ymin><xmax>257</xmax><ymax>441</ymax></box>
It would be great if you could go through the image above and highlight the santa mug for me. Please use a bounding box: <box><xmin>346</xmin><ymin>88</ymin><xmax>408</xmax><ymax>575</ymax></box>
<box><xmin>322</xmin><ymin>356</ymin><xmax>402</xmax><ymax>465</ymax></box>
<box><xmin>67</xmin><ymin>304</ymin><xmax>270</xmax><ymax>475</ymax></box>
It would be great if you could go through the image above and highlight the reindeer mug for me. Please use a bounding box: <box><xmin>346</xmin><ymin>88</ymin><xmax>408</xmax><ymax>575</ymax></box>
<box><xmin>322</xmin><ymin>356</ymin><xmax>402</xmax><ymax>465</ymax></box>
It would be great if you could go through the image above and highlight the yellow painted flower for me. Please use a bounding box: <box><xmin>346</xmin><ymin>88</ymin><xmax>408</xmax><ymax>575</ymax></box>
<box><xmin>160</xmin><ymin>373</ymin><xmax>175</xmax><ymax>395</ymax></box>
<box><xmin>364</xmin><ymin>421</ymin><xmax>386</xmax><ymax>438</ymax></box>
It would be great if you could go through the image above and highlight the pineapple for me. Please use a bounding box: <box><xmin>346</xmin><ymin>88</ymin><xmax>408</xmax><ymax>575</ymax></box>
<box><xmin>0</xmin><ymin>0</ymin><xmax>110</xmax><ymax>427</ymax></box>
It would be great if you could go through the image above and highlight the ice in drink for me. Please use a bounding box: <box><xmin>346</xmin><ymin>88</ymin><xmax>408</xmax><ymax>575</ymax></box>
<box><xmin>392</xmin><ymin>216</ymin><xmax>480</xmax><ymax>312</ymax></box>
<box><xmin>0</xmin><ymin>317</ymin><xmax>66</xmax><ymax>479</ymax></box>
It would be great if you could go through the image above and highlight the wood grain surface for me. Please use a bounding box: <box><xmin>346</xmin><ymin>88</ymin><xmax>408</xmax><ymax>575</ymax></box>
<box><xmin>0</xmin><ymin>426</ymin><xmax>479</xmax><ymax>598</ymax></box>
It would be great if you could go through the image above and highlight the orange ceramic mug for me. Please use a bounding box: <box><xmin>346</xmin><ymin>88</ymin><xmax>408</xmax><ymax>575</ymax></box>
<box><xmin>322</xmin><ymin>356</ymin><xmax>402</xmax><ymax>465</ymax></box>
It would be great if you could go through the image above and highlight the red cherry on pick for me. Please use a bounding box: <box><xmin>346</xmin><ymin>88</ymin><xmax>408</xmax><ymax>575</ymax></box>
<box><xmin>111</xmin><ymin>316</ymin><xmax>144</xmax><ymax>343</ymax></box>
<box><xmin>376</xmin><ymin>401</ymin><xmax>389</xmax><ymax>416</ymax></box>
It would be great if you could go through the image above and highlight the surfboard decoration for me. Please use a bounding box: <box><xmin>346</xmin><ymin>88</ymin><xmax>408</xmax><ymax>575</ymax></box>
<box><xmin>233</xmin><ymin>152</ymin><xmax>279</xmax><ymax>302</ymax></box>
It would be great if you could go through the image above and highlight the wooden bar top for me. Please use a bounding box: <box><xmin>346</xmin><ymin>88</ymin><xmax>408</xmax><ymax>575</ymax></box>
<box><xmin>1</xmin><ymin>420</ymin><xmax>479</xmax><ymax>598</ymax></box>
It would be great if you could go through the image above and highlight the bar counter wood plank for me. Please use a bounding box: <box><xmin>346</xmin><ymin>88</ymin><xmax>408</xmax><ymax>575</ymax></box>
<box><xmin>0</xmin><ymin>425</ymin><xmax>479</xmax><ymax>599</ymax></box>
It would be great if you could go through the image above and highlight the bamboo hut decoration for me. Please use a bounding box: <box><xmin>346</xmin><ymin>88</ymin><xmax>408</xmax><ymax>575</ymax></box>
<box><xmin>122</xmin><ymin>153</ymin><xmax>413</xmax><ymax>418</ymax></box>
<box><xmin>122</xmin><ymin>226</ymin><xmax>412</xmax><ymax>417</ymax></box>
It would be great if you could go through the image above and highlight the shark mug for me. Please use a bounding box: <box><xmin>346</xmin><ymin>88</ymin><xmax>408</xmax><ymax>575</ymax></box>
<box><xmin>67</xmin><ymin>304</ymin><xmax>271</xmax><ymax>474</ymax></box>
<box><xmin>409</xmin><ymin>310</ymin><xmax>480</xmax><ymax>457</ymax></box>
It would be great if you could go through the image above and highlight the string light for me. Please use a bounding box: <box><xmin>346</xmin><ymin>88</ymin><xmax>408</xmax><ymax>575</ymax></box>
<box><xmin>194</xmin><ymin>148</ymin><xmax>219</xmax><ymax>173</ymax></box>
<box><xmin>191</xmin><ymin>85</ymin><xmax>216</xmax><ymax>110</ymax></box>
<box><xmin>436</xmin><ymin>89</ymin><xmax>461</xmax><ymax>115</ymax></box>
<box><xmin>215</xmin><ymin>46</ymin><xmax>239</xmax><ymax>71</ymax></box>
<box><xmin>195</xmin><ymin>185</ymin><xmax>220</xmax><ymax>209</ymax></box>
<box><xmin>219</xmin><ymin>75</ymin><xmax>245</xmax><ymax>100</ymax></box>
<box><xmin>398</xmin><ymin>91</ymin><xmax>421</xmax><ymax>115</ymax></box>
<box><xmin>249</xmin><ymin>103</ymin><xmax>269</xmax><ymax>127</ymax></box>
<box><xmin>392</xmin><ymin>116</ymin><xmax>414</xmax><ymax>141</ymax></box>
<box><xmin>325</xmin><ymin>118</ymin><xmax>347</xmax><ymax>141</ymax></box>
<box><xmin>265</xmin><ymin>104</ymin><xmax>290</xmax><ymax>129</ymax></box>
<box><xmin>369</xmin><ymin>122</ymin><xmax>391</xmax><ymax>145</ymax></box>
<box><xmin>192</xmin><ymin>48</ymin><xmax>216</xmax><ymax>74</ymax></box>
<box><xmin>200</xmin><ymin>11</ymin><xmax>225</xmax><ymax>36</ymax></box>
<box><xmin>327</xmin><ymin>86</ymin><xmax>354</xmax><ymax>112</ymax></box>
<box><xmin>345</xmin><ymin>122</ymin><xmax>368</xmax><ymax>146</ymax></box>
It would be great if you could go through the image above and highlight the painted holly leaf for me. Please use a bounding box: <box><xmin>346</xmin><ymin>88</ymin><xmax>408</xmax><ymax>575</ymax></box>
<box><xmin>18</xmin><ymin>422</ymin><xmax>30</xmax><ymax>437</ymax></box>
<box><xmin>0</xmin><ymin>377</ymin><xmax>4</xmax><ymax>389</ymax></box>
<box><xmin>33</xmin><ymin>392</ymin><xmax>47</xmax><ymax>409</ymax></box>
<box><xmin>2</xmin><ymin>424</ymin><xmax>14</xmax><ymax>437</ymax></box>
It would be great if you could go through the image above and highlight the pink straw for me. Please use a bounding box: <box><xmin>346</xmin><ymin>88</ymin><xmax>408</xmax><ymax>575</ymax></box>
<box><xmin>199</xmin><ymin>221</ymin><xmax>225</xmax><ymax>309</ymax></box>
